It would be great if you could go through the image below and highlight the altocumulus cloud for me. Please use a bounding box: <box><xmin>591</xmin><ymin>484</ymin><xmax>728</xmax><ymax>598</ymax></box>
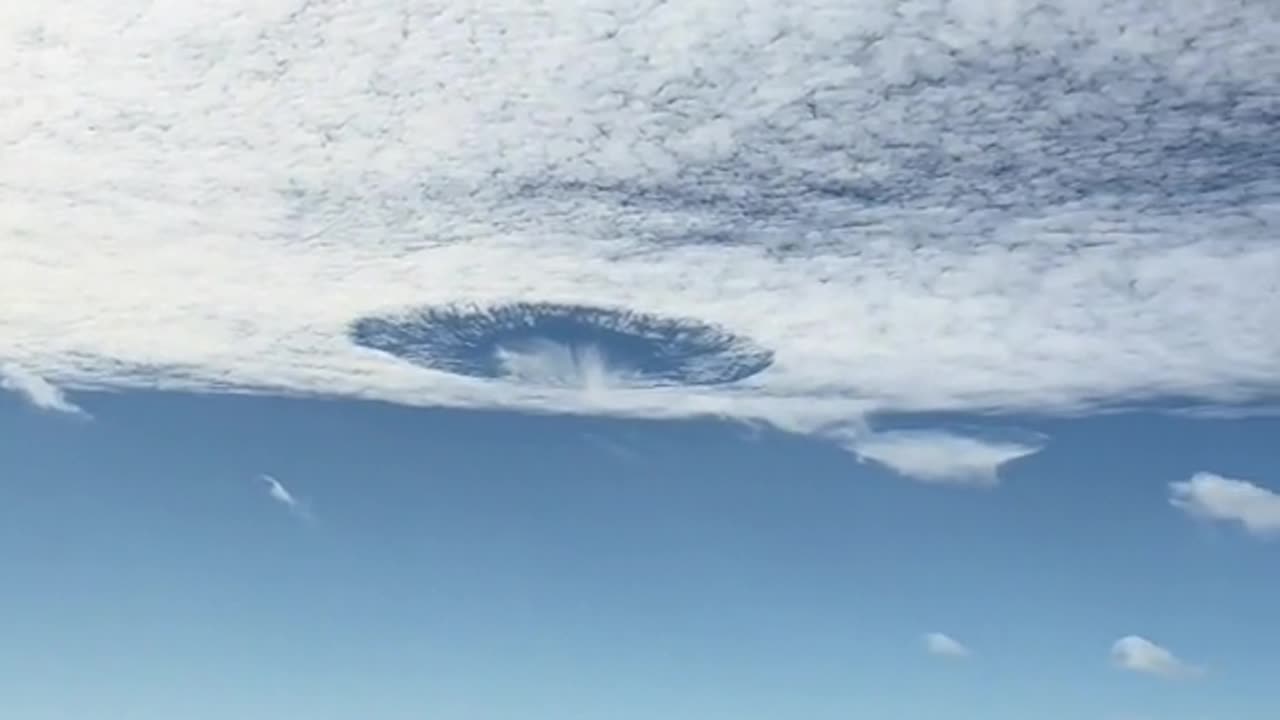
<box><xmin>1170</xmin><ymin>472</ymin><xmax>1280</xmax><ymax>538</ymax></box>
<box><xmin>2</xmin><ymin>0</ymin><xmax>1278</xmax><ymax>440</ymax></box>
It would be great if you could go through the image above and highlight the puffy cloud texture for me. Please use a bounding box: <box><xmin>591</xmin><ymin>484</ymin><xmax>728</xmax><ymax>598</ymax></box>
<box><xmin>2</xmin><ymin>0</ymin><xmax>1278</xmax><ymax>434</ymax></box>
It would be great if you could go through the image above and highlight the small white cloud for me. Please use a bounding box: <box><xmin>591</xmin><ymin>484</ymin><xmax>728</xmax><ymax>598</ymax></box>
<box><xmin>0</xmin><ymin>363</ymin><xmax>89</xmax><ymax>417</ymax></box>
<box><xmin>1111</xmin><ymin>636</ymin><xmax>1202</xmax><ymax>679</ymax></box>
<box><xmin>924</xmin><ymin>632</ymin><xmax>971</xmax><ymax>658</ymax></box>
<box><xmin>262</xmin><ymin>473</ymin><xmax>297</xmax><ymax>507</ymax></box>
<box><xmin>1170</xmin><ymin>472</ymin><xmax>1280</xmax><ymax>537</ymax></box>
<box><xmin>260</xmin><ymin>473</ymin><xmax>311</xmax><ymax>520</ymax></box>
<box><xmin>845</xmin><ymin>429</ymin><xmax>1042</xmax><ymax>486</ymax></box>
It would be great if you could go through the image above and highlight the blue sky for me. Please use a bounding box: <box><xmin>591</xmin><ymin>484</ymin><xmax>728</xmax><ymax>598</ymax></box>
<box><xmin>2</xmin><ymin>387</ymin><xmax>1278</xmax><ymax>720</ymax></box>
<box><xmin>3</xmin><ymin>0</ymin><xmax>1279</xmax><ymax>718</ymax></box>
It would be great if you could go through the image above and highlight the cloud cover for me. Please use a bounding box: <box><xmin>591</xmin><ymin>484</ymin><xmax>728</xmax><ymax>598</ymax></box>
<box><xmin>2</xmin><ymin>0</ymin><xmax>1278</xmax><ymax>431</ymax></box>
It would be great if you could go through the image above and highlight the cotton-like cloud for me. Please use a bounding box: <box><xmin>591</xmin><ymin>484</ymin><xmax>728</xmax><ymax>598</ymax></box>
<box><xmin>0</xmin><ymin>363</ymin><xmax>89</xmax><ymax>417</ymax></box>
<box><xmin>844</xmin><ymin>429</ymin><xmax>1042</xmax><ymax>486</ymax></box>
<box><xmin>1170</xmin><ymin>472</ymin><xmax>1280</xmax><ymax>537</ymax></box>
<box><xmin>924</xmin><ymin>632</ymin><xmax>970</xmax><ymax>659</ymax></box>
<box><xmin>1</xmin><ymin>1</ymin><xmax>1277</xmax><ymax>436</ymax></box>
<box><xmin>1111</xmin><ymin>636</ymin><xmax>1202</xmax><ymax>679</ymax></box>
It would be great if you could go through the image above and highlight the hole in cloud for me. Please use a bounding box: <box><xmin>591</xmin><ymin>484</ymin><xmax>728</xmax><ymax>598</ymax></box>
<box><xmin>349</xmin><ymin>302</ymin><xmax>774</xmax><ymax>389</ymax></box>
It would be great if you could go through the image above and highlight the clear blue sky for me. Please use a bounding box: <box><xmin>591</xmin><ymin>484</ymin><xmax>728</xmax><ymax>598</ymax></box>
<box><xmin>3</xmin><ymin>389</ymin><xmax>1276</xmax><ymax>720</ymax></box>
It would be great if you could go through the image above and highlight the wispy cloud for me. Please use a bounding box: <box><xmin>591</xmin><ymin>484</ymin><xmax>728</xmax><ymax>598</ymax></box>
<box><xmin>1170</xmin><ymin>472</ymin><xmax>1280</xmax><ymax>538</ymax></box>
<box><xmin>1111</xmin><ymin>636</ymin><xmax>1202</xmax><ymax>679</ymax></box>
<box><xmin>260</xmin><ymin>474</ymin><xmax>311</xmax><ymax>520</ymax></box>
<box><xmin>495</xmin><ymin>339</ymin><xmax>634</xmax><ymax>394</ymax></box>
<box><xmin>0</xmin><ymin>363</ymin><xmax>89</xmax><ymax>417</ymax></box>
<box><xmin>924</xmin><ymin>632</ymin><xmax>971</xmax><ymax>659</ymax></box>
<box><xmin>1</xmin><ymin>1</ymin><xmax>1277</xmax><ymax>434</ymax></box>
<box><xmin>844</xmin><ymin>429</ymin><xmax>1043</xmax><ymax>487</ymax></box>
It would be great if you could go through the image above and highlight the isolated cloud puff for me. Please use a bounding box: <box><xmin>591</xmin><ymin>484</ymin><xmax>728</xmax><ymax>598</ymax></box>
<box><xmin>1</xmin><ymin>0</ymin><xmax>1278</xmax><ymax>434</ymax></box>
<box><xmin>1170</xmin><ymin>472</ymin><xmax>1280</xmax><ymax>537</ymax></box>
<box><xmin>1111</xmin><ymin>636</ymin><xmax>1202</xmax><ymax>679</ymax></box>
<box><xmin>845</xmin><ymin>429</ymin><xmax>1042</xmax><ymax>486</ymax></box>
<box><xmin>924</xmin><ymin>632</ymin><xmax>971</xmax><ymax>659</ymax></box>
<box><xmin>0</xmin><ymin>363</ymin><xmax>88</xmax><ymax>417</ymax></box>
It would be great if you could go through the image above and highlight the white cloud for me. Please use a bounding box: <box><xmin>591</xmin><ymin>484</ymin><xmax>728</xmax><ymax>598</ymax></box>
<box><xmin>261</xmin><ymin>474</ymin><xmax>297</xmax><ymax>508</ymax></box>
<box><xmin>1170</xmin><ymin>472</ymin><xmax>1280</xmax><ymax>537</ymax></box>
<box><xmin>924</xmin><ymin>632</ymin><xmax>971</xmax><ymax>659</ymax></box>
<box><xmin>843</xmin><ymin>429</ymin><xmax>1042</xmax><ymax>486</ymax></box>
<box><xmin>260</xmin><ymin>474</ymin><xmax>310</xmax><ymax>520</ymax></box>
<box><xmin>0</xmin><ymin>363</ymin><xmax>89</xmax><ymax>417</ymax></box>
<box><xmin>1</xmin><ymin>0</ymin><xmax>1277</xmax><ymax>437</ymax></box>
<box><xmin>1111</xmin><ymin>636</ymin><xmax>1202</xmax><ymax>679</ymax></box>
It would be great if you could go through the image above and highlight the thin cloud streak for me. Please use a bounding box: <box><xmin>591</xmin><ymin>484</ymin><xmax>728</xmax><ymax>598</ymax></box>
<box><xmin>260</xmin><ymin>474</ymin><xmax>312</xmax><ymax>520</ymax></box>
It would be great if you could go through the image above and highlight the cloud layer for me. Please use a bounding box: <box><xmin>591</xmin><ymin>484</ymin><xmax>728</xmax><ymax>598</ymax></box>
<box><xmin>2</xmin><ymin>0</ymin><xmax>1278</xmax><ymax>431</ymax></box>
<box><xmin>1170</xmin><ymin>472</ymin><xmax>1280</xmax><ymax>537</ymax></box>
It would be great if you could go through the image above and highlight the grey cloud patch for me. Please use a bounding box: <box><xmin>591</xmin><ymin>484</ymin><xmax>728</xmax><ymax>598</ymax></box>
<box><xmin>330</xmin><ymin>0</ymin><xmax>1280</xmax><ymax>248</ymax></box>
<box><xmin>2</xmin><ymin>0</ymin><xmax>1278</xmax><ymax>433</ymax></box>
<box><xmin>502</xmin><ymin>41</ymin><xmax>1279</xmax><ymax>246</ymax></box>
